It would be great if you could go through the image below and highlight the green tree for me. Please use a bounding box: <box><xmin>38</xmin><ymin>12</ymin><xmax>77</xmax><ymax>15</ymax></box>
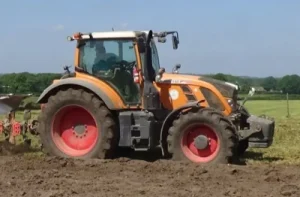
<box><xmin>278</xmin><ymin>75</ymin><xmax>300</xmax><ymax>94</ymax></box>
<box><xmin>0</xmin><ymin>73</ymin><xmax>61</xmax><ymax>95</ymax></box>
<box><xmin>211</xmin><ymin>73</ymin><xmax>228</xmax><ymax>81</ymax></box>
<box><xmin>262</xmin><ymin>76</ymin><xmax>278</xmax><ymax>91</ymax></box>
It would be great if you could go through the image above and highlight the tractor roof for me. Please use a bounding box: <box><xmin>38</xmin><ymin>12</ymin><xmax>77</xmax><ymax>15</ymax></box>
<box><xmin>68</xmin><ymin>30</ymin><xmax>150</xmax><ymax>41</ymax></box>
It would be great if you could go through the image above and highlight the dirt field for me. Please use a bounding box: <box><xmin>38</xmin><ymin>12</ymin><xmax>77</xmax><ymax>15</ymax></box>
<box><xmin>0</xmin><ymin>142</ymin><xmax>298</xmax><ymax>197</ymax></box>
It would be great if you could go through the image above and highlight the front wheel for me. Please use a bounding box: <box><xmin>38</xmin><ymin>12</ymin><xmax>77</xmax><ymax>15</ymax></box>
<box><xmin>167</xmin><ymin>108</ymin><xmax>238</xmax><ymax>164</ymax></box>
<box><xmin>37</xmin><ymin>88</ymin><xmax>118</xmax><ymax>159</ymax></box>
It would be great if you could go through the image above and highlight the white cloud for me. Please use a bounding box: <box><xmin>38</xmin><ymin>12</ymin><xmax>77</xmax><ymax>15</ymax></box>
<box><xmin>52</xmin><ymin>24</ymin><xmax>65</xmax><ymax>32</ymax></box>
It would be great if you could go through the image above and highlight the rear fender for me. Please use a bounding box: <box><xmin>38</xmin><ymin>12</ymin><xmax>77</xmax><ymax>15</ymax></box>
<box><xmin>159</xmin><ymin>100</ymin><xmax>205</xmax><ymax>156</ymax></box>
<box><xmin>36</xmin><ymin>78</ymin><xmax>117</xmax><ymax>109</ymax></box>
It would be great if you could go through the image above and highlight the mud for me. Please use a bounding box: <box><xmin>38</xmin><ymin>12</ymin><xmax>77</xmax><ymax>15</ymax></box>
<box><xmin>0</xmin><ymin>148</ymin><xmax>299</xmax><ymax>197</ymax></box>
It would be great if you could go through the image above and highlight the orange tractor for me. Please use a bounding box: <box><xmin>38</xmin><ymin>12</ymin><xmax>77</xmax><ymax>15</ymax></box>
<box><xmin>36</xmin><ymin>30</ymin><xmax>275</xmax><ymax>164</ymax></box>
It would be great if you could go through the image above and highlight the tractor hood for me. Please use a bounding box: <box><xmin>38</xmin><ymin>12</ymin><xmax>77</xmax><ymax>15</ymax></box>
<box><xmin>198</xmin><ymin>76</ymin><xmax>239</xmax><ymax>99</ymax></box>
<box><xmin>161</xmin><ymin>73</ymin><xmax>238</xmax><ymax>99</ymax></box>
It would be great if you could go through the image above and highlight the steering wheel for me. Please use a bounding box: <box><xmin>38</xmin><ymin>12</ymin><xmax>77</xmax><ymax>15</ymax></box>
<box><xmin>116</xmin><ymin>60</ymin><xmax>136</xmax><ymax>71</ymax></box>
<box><xmin>110</xmin><ymin>60</ymin><xmax>136</xmax><ymax>76</ymax></box>
<box><xmin>93</xmin><ymin>60</ymin><xmax>136</xmax><ymax>79</ymax></box>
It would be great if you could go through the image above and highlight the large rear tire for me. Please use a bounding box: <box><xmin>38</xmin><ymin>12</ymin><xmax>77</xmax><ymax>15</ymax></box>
<box><xmin>37</xmin><ymin>88</ymin><xmax>118</xmax><ymax>159</ymax></box>
<box><xmin>237</xmin><ymin>140</ymin><xmax>249</xmax><ymax>156</ymax></box>
<box><xmin>167</xmin><ymin>107</ymin><xmax>238</xmax><ymax>164</ymax></box>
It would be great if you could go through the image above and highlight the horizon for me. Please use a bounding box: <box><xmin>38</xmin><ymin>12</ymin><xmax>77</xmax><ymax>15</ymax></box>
<box><xmin>1</xmin><ymin>1</ymin><xmax>300</xmax><ymax>77</ymax></box>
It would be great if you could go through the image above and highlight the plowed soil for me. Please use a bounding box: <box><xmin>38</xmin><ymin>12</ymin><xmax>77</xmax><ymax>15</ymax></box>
<box><xmin>0</xmin><ymin>142</ymin><xmax>299</xmax><ymax>197</ymax></box>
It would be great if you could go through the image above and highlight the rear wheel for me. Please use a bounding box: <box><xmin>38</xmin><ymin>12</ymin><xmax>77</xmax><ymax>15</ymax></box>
<box><xmin>167</xmin><ymin>108</ymin><xmax>238</xmax><ymax>164</ymax></box>
<box><xmin>38</xmin><ymin>88</ymin><xmax>118</xmax><ymax>159</ymax></box>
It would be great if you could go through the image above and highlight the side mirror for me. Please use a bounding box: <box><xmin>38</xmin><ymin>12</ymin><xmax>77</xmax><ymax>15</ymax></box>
<box><xmin>172</xmin><ymin>35</ymin><xmax>179</xmax><ymax>49</ymax></box>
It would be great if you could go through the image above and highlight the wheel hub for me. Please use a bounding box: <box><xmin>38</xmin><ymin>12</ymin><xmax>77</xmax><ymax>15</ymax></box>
<box><xmin>73</xmin><ymin>124</ymin><xmax>87</xmax><ymax>136</ymax></box>
<box><xmin>193</xmin><ymin>135</ymin><xmax>209</xmax><ymax>150</ymax></box>
<box><xmin>181</xmin><ymin>123</ymin><xmax>220</xmax><ymax>163</ymax></box>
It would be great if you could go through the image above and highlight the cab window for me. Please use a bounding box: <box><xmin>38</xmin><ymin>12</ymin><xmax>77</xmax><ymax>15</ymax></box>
<box><xmin>78</xmin><ymin>39</ymin><xmax>140</xmax><ymax>104</ymax></box>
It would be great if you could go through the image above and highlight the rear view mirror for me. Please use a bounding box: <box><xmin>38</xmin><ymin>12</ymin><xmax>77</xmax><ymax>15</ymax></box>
<box><xmin>172</xmin><ymin>35</ymin><xmax>179</xmax><ymax>49</ymax></box>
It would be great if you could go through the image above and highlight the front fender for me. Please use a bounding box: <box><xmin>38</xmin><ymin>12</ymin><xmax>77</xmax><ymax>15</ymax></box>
<box><xmin>36</xmin><ymin>78</ymin><xmax>117</xmax><ymax>109</ymax></box>
<box><xmin>159</xmin><ymin>100</ymin><xmax>205</xmax><ymax>156</ymax></box>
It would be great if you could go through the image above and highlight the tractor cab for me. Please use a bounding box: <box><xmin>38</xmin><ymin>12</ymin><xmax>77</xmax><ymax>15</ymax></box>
<box><xmin>65</xmin><ymin>30</ymin><xmax>182</xmax><ymax>110</ymax></box>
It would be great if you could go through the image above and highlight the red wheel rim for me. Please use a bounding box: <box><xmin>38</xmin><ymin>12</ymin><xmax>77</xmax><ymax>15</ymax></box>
<box><xmin>51</xmin><ymin>105</ymin><xmax>99</xmax><ymax>157</ymax></box>
<box><xmin>181</xmin><ymin>124</ymin><xmax>220</xmax><ymax>163</ymax></box>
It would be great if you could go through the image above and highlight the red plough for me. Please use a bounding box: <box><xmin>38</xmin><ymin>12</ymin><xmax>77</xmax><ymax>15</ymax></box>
<box><xmin>0</xmin><ymin>94</ymin><xmax>39</xmax><ymax>145</ymax></box>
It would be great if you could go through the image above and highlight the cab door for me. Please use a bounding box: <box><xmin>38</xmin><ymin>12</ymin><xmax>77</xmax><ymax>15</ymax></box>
<box><xmin>78</xmin><ymin>39</ymin><xmax>141</xmax><ymax>106</ymax></box>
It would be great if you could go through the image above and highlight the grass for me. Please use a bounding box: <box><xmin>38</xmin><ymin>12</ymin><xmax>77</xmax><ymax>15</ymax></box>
<box><xmin>1</xmin><ymin>100</ymin><xmax>300</xmax><ymax>164</ymax></box>
<box><xmin>243</xmin><ymin>100</ymin><xmax>300</xmax><ymax>164</ymax></box>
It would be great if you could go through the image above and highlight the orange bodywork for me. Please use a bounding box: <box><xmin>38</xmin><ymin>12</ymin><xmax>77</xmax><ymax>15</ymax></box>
<box><xmin>70</xmin><ymin>38</ymin><xmax>232</xmax><ymax>115</ymax></box>
<box><xmin>154</xmin><ymin>73</ymin><xmax>232</xmax><ymax>116</ymax></box>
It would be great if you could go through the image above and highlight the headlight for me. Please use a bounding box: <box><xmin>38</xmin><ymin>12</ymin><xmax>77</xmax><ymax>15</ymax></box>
<box><xmin>227</xmin><ymin>98</ymin><xmax>237</xmax><ymax>110</ymax></box>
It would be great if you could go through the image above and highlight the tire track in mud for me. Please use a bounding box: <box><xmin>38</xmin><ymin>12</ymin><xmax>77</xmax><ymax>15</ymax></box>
<box><xmin>0</xmin><ymin>154</ymin><xmax>299</xmax><ymax>197</ymax></box>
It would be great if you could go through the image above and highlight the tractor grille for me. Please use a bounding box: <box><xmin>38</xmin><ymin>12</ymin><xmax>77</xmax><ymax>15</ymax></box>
<box><xmin>200</xmin><ymin>87</ymin><xmax>225</xmax><ymax>111</ymax></box>
<box><xmin>199</xmin><ymin>77</ymin><xmax>236</xmax><ymax>98</ymax></box>
<box><xmin>180</xmin><ymin>85</ymin><xmax>197</xmax><ymax>102</ymax></box>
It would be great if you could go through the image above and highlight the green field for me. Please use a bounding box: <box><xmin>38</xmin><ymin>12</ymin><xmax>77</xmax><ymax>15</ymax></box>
<box><xmin>1</xmin><ymin>100</ymin><xmax>300</xmax><ymax>164</ymax></box>
<box><xmin>244</xmin><ymin>100</ymin><xmax>300</xmax><ymax>164</ymax></box>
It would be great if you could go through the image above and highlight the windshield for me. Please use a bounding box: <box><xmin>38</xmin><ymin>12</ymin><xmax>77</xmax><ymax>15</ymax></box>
<box><xmin>79</xmin><ymin>39</ymin><xmax>136</xmax><ymax>74</ymax></box>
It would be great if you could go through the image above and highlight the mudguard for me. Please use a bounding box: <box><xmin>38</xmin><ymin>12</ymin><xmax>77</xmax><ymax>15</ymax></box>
<box><xmin>159</xmin><ymin>100</ymin><xmax>205</xmax><ymax>156</ymax></box>
<box><xmin>36</xmin><ymin>78</ymin><xmax>117</xmax><ymax>109</ymax></box>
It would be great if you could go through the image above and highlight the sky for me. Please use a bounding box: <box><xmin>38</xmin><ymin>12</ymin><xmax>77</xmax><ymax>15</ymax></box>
<box><xmin>0</xmin><ymin>0</ymin><xmax>300</xmax><ymax>77</ymax></box>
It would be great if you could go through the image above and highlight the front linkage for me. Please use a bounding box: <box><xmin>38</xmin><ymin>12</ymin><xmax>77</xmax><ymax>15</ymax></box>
<box><xmin>230</xmin><ymin>88</ymin><xmax>275</xmax><ymax>155</ymax></box>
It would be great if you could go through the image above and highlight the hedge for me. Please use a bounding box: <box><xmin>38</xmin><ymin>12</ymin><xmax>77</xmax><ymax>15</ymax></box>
<box><xmin>238</xmin><ymin>94</ymin><xmax>300</xmax><ymax>100</ymax></box>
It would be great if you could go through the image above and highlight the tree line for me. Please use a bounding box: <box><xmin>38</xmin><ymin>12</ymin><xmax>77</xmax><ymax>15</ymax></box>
<box><xmin>0</xmin><ymin>72</ymin><xmax>300</xmax><ymax>95</ymax></box>
<box><xmin>0</xmin><ymin>73</ymin><xmax>61</xmax><ymax>95</ymax></box>
<box><xmin>200</xmin><ymin>73</ymin><xmax>300</xmax><ymax>94</ymax></box>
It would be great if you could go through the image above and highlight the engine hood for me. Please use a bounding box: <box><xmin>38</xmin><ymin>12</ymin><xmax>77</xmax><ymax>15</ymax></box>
<box><xmin>198</xmin><ymin>76</ymin><xmax>238</xmax><ymax>98</ymax></box>
<box><xmin>160</xmin><ymin>73</ymin><xmax>238</xmax><ymax>99</ymax></box>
